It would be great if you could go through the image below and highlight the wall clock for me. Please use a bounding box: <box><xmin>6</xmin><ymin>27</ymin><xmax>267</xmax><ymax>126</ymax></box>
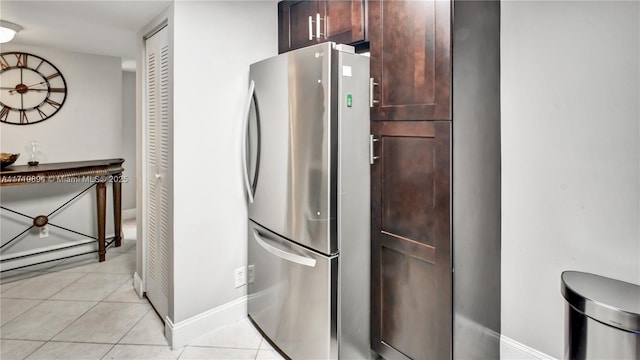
<box><xmin>0</xmin><ymin>52</ymin><xmax>67</xmax><ymax>125</ymax></box>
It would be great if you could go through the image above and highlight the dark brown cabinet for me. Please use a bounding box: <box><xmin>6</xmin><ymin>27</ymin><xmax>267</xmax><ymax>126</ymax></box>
<box><xmin>278</xmin><ymin>1</ymin><xmax>316</xmax><ymax>53</ymax></box>
<box><xmin>369</xmin><ymin>1</ymin><xmax>501</xmax><ymax>360</ymax></box>
<box><xmin>369</xmin><ymin>4</ymin><xmax>453</xmax><ymax>355</ymax></box>
<box><xmin>368</xmin><ymin>0</ymin><xmax>451</xmax><ymax>121</ymax></box>
<box><xmin>278</xmin><ymin>0</ymin><xmax>366</xmax><ymax>54</ymax></box>
<box><xmin>370</xmin><ymin>121</ymin><xmax>451</xmax><ymax>360</ymax></box>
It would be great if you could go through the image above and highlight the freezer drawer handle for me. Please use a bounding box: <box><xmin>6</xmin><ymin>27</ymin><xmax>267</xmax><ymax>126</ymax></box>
<box><xmin>253</xmin><ymin>230</ymin><xmax>317</xmax><ymax>268</ymax></box>
<box><xmin>241</xmin><ymin>80</ymin><xmax>256</xmax><ymax>203</ymax></box>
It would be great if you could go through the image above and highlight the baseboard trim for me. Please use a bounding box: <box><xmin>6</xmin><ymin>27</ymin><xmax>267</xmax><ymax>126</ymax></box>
<box><xmin>122</xmin><ymin>208</ymin><xmax>137</xmax><ymax>220</ymax></box>
<box><xmin>0</xmin><ymin>234</ymin><xmax>117</xmax><ymax>272</ymax></box>
<box><xmin>133</xmin><ymin>271</ymin><xmax>145</xmax><ymax>297</ymax></box>
<box><xmin>165</xmin><ymin>295</ymin><xmax>248</xmax><ymax>349</ymax></box>
<box><xmin>501</xmin><ymin>335</ymin><xmax>557</xmax><ymax>360</ymax></box>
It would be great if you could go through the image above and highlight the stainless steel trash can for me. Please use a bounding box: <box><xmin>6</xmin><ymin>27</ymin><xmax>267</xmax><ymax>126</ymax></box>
<box><xmin>561</xmin><ymin>271</ymin><xmax>640</xmax><ymax>360</ymax></box>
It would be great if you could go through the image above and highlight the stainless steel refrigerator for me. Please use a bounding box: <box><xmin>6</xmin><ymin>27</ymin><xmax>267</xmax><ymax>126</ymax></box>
<box><xmin>242</xmin><ymin>42</ymin><xmax>371</xmax><ymax>359</ymax></box>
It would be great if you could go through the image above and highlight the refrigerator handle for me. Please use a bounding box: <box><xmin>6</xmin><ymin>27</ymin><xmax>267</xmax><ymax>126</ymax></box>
<box><xmin>252</xmin><ymin>230</ymin><xmax>317</xmax><ymax>268</ymax></box>
<box><xmin>241</xmin><ymin>80</ymin><xmax>256</xmax><ymax>203</ymax></box>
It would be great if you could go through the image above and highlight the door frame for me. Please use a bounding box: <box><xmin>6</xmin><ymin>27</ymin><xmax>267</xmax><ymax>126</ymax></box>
<box><xmin>134</xmin><ymin>12</ymin><xmax>171</xmax><ymax>310</ymax></box>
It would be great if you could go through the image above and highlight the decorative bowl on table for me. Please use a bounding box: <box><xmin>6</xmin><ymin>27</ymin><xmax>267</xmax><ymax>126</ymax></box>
<box><xmin>0</xmin><ymin>153</ymin><xmax>20</xmax><ymax>169</ymax></box>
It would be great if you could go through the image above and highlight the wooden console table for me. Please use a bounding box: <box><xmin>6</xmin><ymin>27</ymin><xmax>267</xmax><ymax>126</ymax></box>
<box><xmin>1</xmin><ymin>158</ymin><xmax>125</xmax><ymax>262</ymax></box>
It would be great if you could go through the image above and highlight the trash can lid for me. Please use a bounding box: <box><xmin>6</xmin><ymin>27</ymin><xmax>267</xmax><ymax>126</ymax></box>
<box><xmin>561</xmin><ymin>271</ymin><xmax>640</xmax><ymax>333</ymax></box>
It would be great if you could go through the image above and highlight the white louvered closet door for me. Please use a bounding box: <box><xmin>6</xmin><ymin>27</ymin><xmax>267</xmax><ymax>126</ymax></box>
<box><xmin>144</xmin><ymin>25</ymin><xmax>171</xmax><ymax>322</ymax></box>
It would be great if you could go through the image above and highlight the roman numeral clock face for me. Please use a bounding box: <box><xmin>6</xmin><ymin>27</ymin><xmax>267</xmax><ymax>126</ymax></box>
<box><xmin>0</xmin><ymin>52</ymin><xmax>67</xmax><ymax>125</ymax></box>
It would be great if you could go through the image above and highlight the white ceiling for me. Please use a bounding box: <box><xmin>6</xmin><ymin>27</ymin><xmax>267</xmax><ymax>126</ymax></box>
<box><xmin>0</xmin><ymin>0</ymin><xmax>172</xmax><ymax>70</ymax></box>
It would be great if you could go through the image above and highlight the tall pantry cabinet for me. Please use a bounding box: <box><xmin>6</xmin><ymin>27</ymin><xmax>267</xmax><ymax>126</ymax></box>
<box><xmin>368</xmin><ymin>1</ymin><xmax>501</xmax><ymax>359</ymax></box>
<box><xmin>277</xmin><ymin>1</ymin><xmax>501</xmax><ymax>359</ymax></box>
<box><xmin>368</xmin><ymin>0</ymin><xmax>452</xmax><ymax>358</ymax></box>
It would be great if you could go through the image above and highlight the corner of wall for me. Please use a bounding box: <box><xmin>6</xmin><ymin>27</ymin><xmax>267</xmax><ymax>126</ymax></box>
<box><xmin>133</xmin><ymin>271</ymin><xmax>145</xmax><ymax>297</ymax></box>
<box><xmin>164</xmin><ymin>295</ymin><xmax>247</xmax><ymax>349</ymax></box>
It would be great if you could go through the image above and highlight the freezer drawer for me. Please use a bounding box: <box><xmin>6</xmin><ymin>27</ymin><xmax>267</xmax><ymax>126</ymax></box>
<box><xmin>247</xmin><ymin>220</ymin><xmax>338</xmax><ymax>360</ymax></box>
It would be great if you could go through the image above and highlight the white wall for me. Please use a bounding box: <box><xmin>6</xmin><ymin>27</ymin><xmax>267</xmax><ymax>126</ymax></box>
<box><xmin>1</xmin><ymin>45</ymin><xmax>123</xmax><ymax>164</ymax></box>
<box><xmin>0</xmin><ymin>44</ymin><xmax>123</xmax><ymax>268</ymax></box>
<box><xmin>501</xmin><ymin>1</ymin><xmax>639</xmax><ymax>358</ymax></box>
<box><xmin>122</xmin><ymin>71</ymin><xmax>137</xmax><ymax>212</ymax></box>
<box><xmin>171</xmin><ymin>1</ymin><xmax>277</xmax><ymax>323</ymax></box>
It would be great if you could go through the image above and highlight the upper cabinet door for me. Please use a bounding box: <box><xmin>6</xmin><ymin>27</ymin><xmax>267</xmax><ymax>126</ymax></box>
<box><xmin>278</xmin><ymin>1</ymin><xmax>318</xmax><ymax>54</ymax></box>
<box><xmin>322</xmin><ymin>1</ymin><xmax>366</xmax><ymax>45</ymax></box>
<box><xmin>369</xmin><ymin>0</ymin><xmax>452</xmax><ymax>121</ymax></box>
<box><xmin>278</xmin><ymin>0</ymin><xmax>366</xmax><ymax>54</ymax></box>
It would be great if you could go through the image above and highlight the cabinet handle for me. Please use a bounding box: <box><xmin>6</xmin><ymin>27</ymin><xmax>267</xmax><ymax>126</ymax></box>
<box><xmin>313</xmin><ymin>13</ymin><xmax>326</xmax><ymax>40</ymax></box>
<box><xmin>369</xmin><ymin>78</ymin><xmax>379</xmax><ymax>108</ymax></box>
<box><xmin>325</xmin><ymin>14</ymin><xmax>328</xmax><ymax>39</ymax></box>
<box><xmin>370</xmin><ymin>135</ymin><xmax>380</xmax><ymax>165</ymax></box>
<box><xmin>309</xmin><ymin>14</ymin><xmax>326</xmax><ymax>40</ymax></box>
<box><xmin>315</xmin><ymin>13</ymin><xmax>321</xmax><ymax>39</ymax></box>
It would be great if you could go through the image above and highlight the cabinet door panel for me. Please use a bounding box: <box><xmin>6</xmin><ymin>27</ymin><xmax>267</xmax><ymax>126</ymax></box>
<box><xmin>381</xmin><ymin>242</ymin><xmax>435</xmax><ymax>360</ymax></box>
<box><xmin>279</xmin><ymin>0</ymin><xmax>366</xmax><ymax>54</ymax></box>
<box><xmin>278</xmin><ymin>1</ymin><xmax>317</xmax><ymax>53</ymax></box>
<box><xmin>323</xmin><ymin>0</ymin><xmax>366</xmax><ymax>45</ymax></box>
<box><xmin>381</xmin><ymin>135</ymin><xmax>435</xmax><ymax>246</ymax></box>
<box><xmin>369</xmin><ymin>0</ymin><xmax>451</xmax><ymax>121</ymax></box>
<box><xmin>371</xmin><ymin>121</ymin><xmax>451</xmax><ymax>360</ymax></box>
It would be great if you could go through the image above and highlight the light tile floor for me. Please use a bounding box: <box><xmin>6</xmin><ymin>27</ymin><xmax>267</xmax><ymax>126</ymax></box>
<box><xmin>1</xmin><ymin>220</ymin><xmax>284</xmax><ymax>360</ymax></box>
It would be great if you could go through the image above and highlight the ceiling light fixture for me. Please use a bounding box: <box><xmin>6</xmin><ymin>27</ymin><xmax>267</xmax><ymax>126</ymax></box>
<box><xmin>0</xmin><ymin>20</ymin><xmax>23</xmax><ymax>43</ymax></box>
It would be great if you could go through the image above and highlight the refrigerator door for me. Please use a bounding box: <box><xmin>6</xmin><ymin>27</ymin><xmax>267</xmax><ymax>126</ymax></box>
<box><xmin>248</xmin><ymin>220</ymin><xmax>338</xmax><ymax>360</ymax></box>
<box><xmin>247</xmin><ymin>42</ymin><xmax>337</xmax><ymax>255</ymax></box>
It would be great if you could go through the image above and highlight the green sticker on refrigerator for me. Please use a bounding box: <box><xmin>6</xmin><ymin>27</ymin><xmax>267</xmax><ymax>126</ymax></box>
<box><xmin>347</xmin><ymin>93</ymin><xmax>352</xmax><ymax>107</ymax></box>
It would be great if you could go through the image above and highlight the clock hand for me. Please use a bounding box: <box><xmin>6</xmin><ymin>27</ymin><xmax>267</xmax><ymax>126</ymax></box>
<box><xmin>7</xmin><ymin>81</ymin><xmax>47</xmax><ymax>95</ymax></box>
<box><xmin>25</xmin><ymin>81</ymin><xmax>47</xmax><ymax>88</ymax></box>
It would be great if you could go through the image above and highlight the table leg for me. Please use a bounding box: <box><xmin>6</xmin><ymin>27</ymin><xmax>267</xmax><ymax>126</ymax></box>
<box><xmin>113</xmin><ymin>173</ymin><xmax>122</xmax><ymax>247</ymax></box>
<box><xmin>97</xmin><ymin>181</ymin><xmax>106</xmax><ymax>262</ymax></box>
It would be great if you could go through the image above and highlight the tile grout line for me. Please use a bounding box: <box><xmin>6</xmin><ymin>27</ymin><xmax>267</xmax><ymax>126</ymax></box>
<box><xmin>100</xmin><ymin>342</ymin><xmax>118</xmax><ymax>360</ymax></box>
<box><xmin>44</xmin><ymin>298</ymin><xmax>102</xmax><ymax>343</ymax></box>
<box><xmin>1</xmin><ymin>297</ymin><xmax>135</xmax><ymax>303</ymax></box>
<box><xmin>43</xmin><ymin>339</ymin><xmax>126</xmax><ymax>345</ymax></box>
<box><xmin>99</xmin><ymin>273</ymin><xmax>137</xmax><ymax>302</ymax></box>
<box><xmin>0</xmin><ymin>298</ymin><xmax>44</xmax><ymax>328</ymax></box>
<box><xmin>19</xmin><ymin>338</ymin><xmax>48</xmax><ymax>360</ymax></box>
<box><xmin>43</xmin><ymin>271</ymin><xmax>92</xmax><ymax>300</ymax></box>
<box><xmin>1</xmin><ymin>271</ymin><xmax>47</xmax><ymax>288</ymax></box>
<box><xmin>44</xmin><ymin>287</ymin><xmax>150</xmax><ymax>345</ymax></box>
<box><xmin>113</xmin><ymin>307</ymin><xmax>154</xmax><ymax>345</ymax></box>
<box><xmin>0</xmin><ymin>269</ymin><xmax>87</xmax><ymax>301</ymax></box>
<box><xmin>185</xmin><ymin>344</ymin><xmax>262</xmax><ymax>350</ymax></box>
<box><xmin>254</xmin><ymin>341</ymin><xmax>260</xmax><ymax>360</ymax></box>
<box><xmin>176</xmin><ymin>344</ymin><xmax>188</xmax><ymax>360</ymax></box>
